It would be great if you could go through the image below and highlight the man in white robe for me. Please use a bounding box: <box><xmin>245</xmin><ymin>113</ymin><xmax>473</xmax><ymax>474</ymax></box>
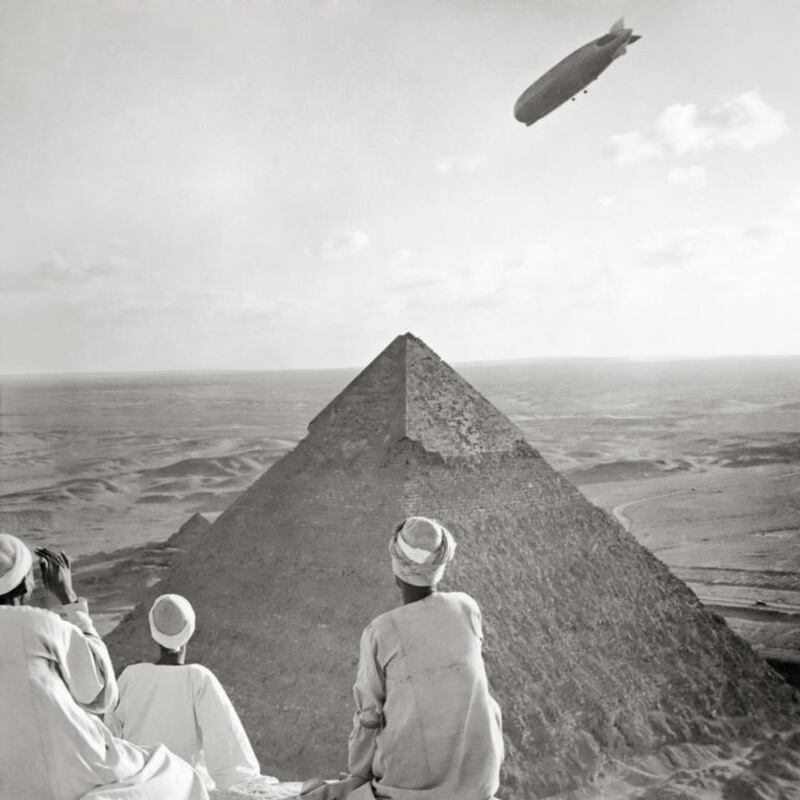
<box><xmin>0</xmin><ymin>535</ymin><xmax>208</xmax><ymax>800</ymax></box>
<box><xmin>105</xmin><ymin>593</ymin><xmax>267</xmax><ymax>792</ymax></box>
<box><xmin>302</xmin><ymin>517</ymin><xmax>504</xmax><ymax>800</ymax></box>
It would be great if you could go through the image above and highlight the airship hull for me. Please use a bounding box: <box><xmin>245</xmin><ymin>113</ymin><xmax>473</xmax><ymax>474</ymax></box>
<box><xmin>514</xmin><ymin>22</ymin><xmax>639</xmax><ymax>126</ymax></box>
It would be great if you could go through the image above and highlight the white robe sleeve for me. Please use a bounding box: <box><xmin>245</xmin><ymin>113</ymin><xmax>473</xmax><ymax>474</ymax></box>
<box><xmin>104</xmin><ymin>669</ymin><xmax>127</xmax><ymax>737</ymax></box>
<box><xmin>194</xmin><ymin>668</ymin><xmax>260</xmax><ymax>790</ymax></box>
<box><xmin>348</xmin><ymin>624</ymin><xmax>385</xmax><ymax>780</ymax></box>
<box><xmin>53</xmin><ymin>598</ymin><xmax>119</xmax><ymax>714</ymax></box>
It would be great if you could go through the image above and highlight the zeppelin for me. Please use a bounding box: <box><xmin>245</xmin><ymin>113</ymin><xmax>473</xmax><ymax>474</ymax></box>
<box><xmin>514</xmin><ymin>18</ymin><xmax>641</xmax><ymax>127</ymax></box>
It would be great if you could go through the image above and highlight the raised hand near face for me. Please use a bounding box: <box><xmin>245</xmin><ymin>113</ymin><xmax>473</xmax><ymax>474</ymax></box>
<box><xmin>35</xmin><ymin>547</ymin><xmax>78</xmax><ymax>605</ymax></box>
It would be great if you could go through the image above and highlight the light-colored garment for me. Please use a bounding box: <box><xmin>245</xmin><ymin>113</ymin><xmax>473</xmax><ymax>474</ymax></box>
<box><xmin>349</xmin><ymin>592</ymin><xmax>504</xmax><ymax>800</ymax></box>
<box><xmin>0</xmin><ymin>602</ymin><xmax>207</xmax><ymax>800</ymax></box>
<box><xmin>105</xmin><ymin>663</ymin><xmax>260</xmax><ymax>791</ymax></box>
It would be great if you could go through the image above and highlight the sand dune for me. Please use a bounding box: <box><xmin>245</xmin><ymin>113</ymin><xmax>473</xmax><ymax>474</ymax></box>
<box><xmin>717</xmin><ymin>438</ymin><xmax>800</xmax><ymax>468</ymax></box>
<box><xmin>142</xmin><ymin>450</ymin><xmax>281</xmax><ymax>478</ymax></box>
<box><xmin>143</xmin><ymin>457</ymin><xmax>238</xmax><ymax>478</ymax></box>
<box><xmin>0</xmin><ymin>508</ymin><xmax>55</xmax><ymax>532</ymax></box>
<box><xmin>569</xmin><ymin>458</ymin><xmax>697</xmax><ymax>484</ymax></box>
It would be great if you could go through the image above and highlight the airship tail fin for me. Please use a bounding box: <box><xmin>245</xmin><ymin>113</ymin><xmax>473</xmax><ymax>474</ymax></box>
<box><xmin>629</xmin><ymin>34</ymin><xmax>641</xmax><ymax>44</ymax></box>
<box><xmin>610</xmin><ymin>18</ymin><xmax>624</xmax><ymax>33</ymax></box>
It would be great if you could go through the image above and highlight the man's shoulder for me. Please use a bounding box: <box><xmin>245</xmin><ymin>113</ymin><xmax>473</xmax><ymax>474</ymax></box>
<box><xmin>119</xmin><ymin>662</ymin><xmax>156</xmax><ymax>678</ymax></box>
<box><xmin>366</xmin><ymin>591</ymin><xmax>480</xmax><ymax>629</ymax></box>
<box><xmin>439</xmin><ymin>590</ymin><xmax>480</xmax><ymax>610</ymax></box>
<box><xmin>185</xmin><ymin>662</ymin><xmax>214</xmax><ymax>678</ymax></box>
<box><xmin>122</xmin><ymin>662</ymin><xmax>212</xmax><ymax>680</ymax></box>
<box><xmin>0</xmin><ymin>603</ymin><xmax>68</xmax><ymax>634</ymax></box>
<box><xmin>432</xmin><ymin>591</ymin><xmax>482</xmax><ymax>622</ymax></box>
<box><xmin>117</xmin><ymin>662</ymin><xmax>157</xmax><ymax>686</ymax></box>
<box><xmin>363</xmin><ymin>608</ymin><xmax>395</xmax><ymax>634</ymax></box>
<box><xmin>184</xmin><ymin>662</ymin><xmax>222</xmax><ymax>691</ymax></box>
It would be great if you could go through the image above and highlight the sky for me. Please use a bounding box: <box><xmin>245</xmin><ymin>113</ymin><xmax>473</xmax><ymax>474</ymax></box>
<box><xmin>1</xmin><ymin>0</ymin><xmax>798</xmax><ymax>373</ymax></box>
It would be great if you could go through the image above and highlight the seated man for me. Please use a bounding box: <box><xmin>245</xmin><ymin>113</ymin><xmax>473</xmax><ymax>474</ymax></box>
<box><xmin>304</xmin><ymin>516</ymin><xmax>504</xmax><ymax>800</ymax></box>
<box><xmin>106</xmin><ymin>593</ymin><xmax>268</xmax><ymax>792</ymax></box>
<box><xmin>0</xmin><ymin>534</ymin><xmax>207</xmax><ymax>800</ymax></box>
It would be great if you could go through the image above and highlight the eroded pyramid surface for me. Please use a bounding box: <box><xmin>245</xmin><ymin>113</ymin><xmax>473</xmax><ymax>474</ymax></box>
<box><xmin>107</xmin><ymin>334</ymin><xmax>798</xmax><ymax>797</ymax></box>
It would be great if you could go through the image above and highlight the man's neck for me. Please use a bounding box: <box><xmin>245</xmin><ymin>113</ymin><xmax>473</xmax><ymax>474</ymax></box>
<box><xmin>400</xmin><ymin>584</ymin><xmax>436</xmax><ymax>605</ymax></box>
<box><xmin>0</xmin><ymin>595</ymin><xmax>25</xmax><ymax>607</ymax></box>
<box><xmin>156</xmin><ymin>649</ymin><xmax>185</xmax><ymax>665</ymax></box>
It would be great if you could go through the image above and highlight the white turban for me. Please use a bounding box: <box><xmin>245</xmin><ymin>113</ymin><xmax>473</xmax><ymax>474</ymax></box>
<box><xmin>389</xmin><ymin>517</ymin><xmax>456</xmax><ymax>587</ymax></box>
<box><xmin>148</xmin><ymin>594</ymin><xmax>196</xmax><ymax>650</ymax></box>
<box><xmin>0</xmin><ymin>534</ymin><xmax>33</xmax><ymax>596</ymax></box>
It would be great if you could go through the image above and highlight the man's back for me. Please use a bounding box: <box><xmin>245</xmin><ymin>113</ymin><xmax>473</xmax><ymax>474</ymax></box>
<box><xmin>107</xmin><ymin>662</ymin><xmax>259</xmax><ymax>790</ymax></box>
<box><xmin>352</xmin><ymin>592</ymin><xmax>503</xmax><ymax>800</ymax></box>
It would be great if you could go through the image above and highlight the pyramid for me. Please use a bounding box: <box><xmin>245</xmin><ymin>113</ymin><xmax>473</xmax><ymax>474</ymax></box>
<box><xmin>108</xmin><ymin>334</ymin><xmax>798</xmax><ymax>797</ymax></box>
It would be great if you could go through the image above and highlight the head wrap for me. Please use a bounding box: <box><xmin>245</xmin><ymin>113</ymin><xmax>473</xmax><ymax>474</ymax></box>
<box><xmin>148</xmin><ymin>594</ymin><xmax>196</xmax><ymax>650</ymax></box>
<box><xmin>0</xmin><ymin>534</ymin><xmax>33</xmax><ymax>596</ymax></box>
<box><xmin>389</xmin><ymin>516</ymin><xmax>456</xmax><ymax>587</ymax></box>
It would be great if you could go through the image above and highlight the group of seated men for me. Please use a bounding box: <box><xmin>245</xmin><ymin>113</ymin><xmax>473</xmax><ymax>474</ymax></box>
<box><xmin>0</xmin><ymin>516</ymin><xmax>504</xmax><ymax>800</ymax></box>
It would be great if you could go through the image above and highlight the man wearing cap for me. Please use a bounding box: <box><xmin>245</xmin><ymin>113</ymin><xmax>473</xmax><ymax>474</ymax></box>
<box><xmin>0</xmin><ymin>534</ymin><xmax>208</xmax><ymax>800</ymax></box>
<box><xmin>106</xmin><ymin>593</ymin><xmax>265</xmax><ymax>792</ymax></box>
<box><xmin>303</xmin><ymin>517</ymin><xmax>504</xmax><ymax>800</ymax></box>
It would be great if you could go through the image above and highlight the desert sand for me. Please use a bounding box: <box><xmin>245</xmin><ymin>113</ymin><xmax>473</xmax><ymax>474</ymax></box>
<box><xmin>579</xmin><ymin>462</ymin><xmax>800</xmax><ymax>678</ymax></box>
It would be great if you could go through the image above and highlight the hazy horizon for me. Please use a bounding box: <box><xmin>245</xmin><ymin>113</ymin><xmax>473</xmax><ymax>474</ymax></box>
<box><xmin>3</xmin><ymin>351</ymin><xmax>800</xmax><ymax>380</ymax></box>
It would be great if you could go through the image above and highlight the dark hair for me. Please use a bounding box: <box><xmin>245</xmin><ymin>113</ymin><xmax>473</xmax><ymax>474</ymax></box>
<box><xmin>0</xmin><ymin>576</ymin><xmax>28</xmax><ymax>606</ymax></box>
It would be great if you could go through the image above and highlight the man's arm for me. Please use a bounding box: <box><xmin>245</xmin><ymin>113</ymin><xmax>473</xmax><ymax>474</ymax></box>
<box><xmin>300</xmin><ymin>628</ymin><xmax>384</xmax><ymax>800</ymax></box>
<box><xmin>56</xmin><ymin>599</ymin><xmax>119</xmax><ymax>713</ymax></box>
<box><xmin>347</xmin><ymin>624</ymin><xmax>386</xmax><ymax>780</ymax></box>
<box><xmin>37</xmin><ymin>548</ymin><xmax>119</xmax><ymax>714</ymax></box>
<box><xmin>195</xmin><ymin>668</ymin><xmax>261</xmax><ymax>789</ymax></box>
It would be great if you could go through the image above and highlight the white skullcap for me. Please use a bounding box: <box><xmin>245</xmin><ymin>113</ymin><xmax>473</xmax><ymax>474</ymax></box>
<box><xmin>0</xmin><ymin>534</ymin><xmax>33</xmax><ymax>596</ymax></box>
<box><xmin>148</xmin><ymin>594</ymin><xmax>196</xmax><ymax>650</ymax></box>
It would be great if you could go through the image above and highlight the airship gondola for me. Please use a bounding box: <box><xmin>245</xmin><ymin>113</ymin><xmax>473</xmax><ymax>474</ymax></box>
<box><xmin>514</xmin><ymin>18</ymin><xmax>641</xmax><ymax>126</ymax></box>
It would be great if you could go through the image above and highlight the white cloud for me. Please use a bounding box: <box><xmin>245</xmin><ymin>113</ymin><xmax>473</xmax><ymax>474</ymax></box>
<box><xmin>608</xmin><ymin>91</ymin><xmax>788</xmax><ymax>165</ymax></box>
<box><xmin>320</xmin><ymin>230</ymin><xmax>370</xmax><ymax>260</ymax></box>
<box><xmin>604</xmin><ymin>132</ymin><xmax>662</xmax><ymax>165</ymax></box>
<box><xmin>640</xmin><ymin>229</ymin><xmax>705</xmax><ymax>267</ymax></box>
<box><xmin>388</xmin><ymin>244</ymin><xmax>562</xmax><ymax>307</ymax></box>
<box><xmin>639</xmin><ymin>219</ymin><xmax>789</xmax><ymax>275</ymax></box>
<box><xmin>435</xmin><ymin>153</ymin><xmax>486</xmax><ymax>174</ymax></box>
<box><xmin>711</xmin><ymin>91</ymin><xmax>788</xmax><ymax>150</ymax></box>
<box><xmin>654</xmin><ymin>103</ymin><xmax>712</xmax><ymax>155</ymax></box>
<box><xmin>667</xmin><ymin>165</ymin><xmax>706</xmax><ymax>189</ymax></box>
<box><xmin>1</xmin><ymin>252</ymin><xmax>127</xmax><ymax>293</ymax></box>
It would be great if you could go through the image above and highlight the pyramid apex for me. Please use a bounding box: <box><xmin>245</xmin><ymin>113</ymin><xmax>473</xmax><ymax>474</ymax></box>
<box><xmin>307</xmin><ymin>334</ymin><xmax>525</xmax><ymax>460</ymax></box>
<box><xmin>386</xmin><ymin>331</ymin><xmax>425</xmax><ymax>349</ymax></box>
